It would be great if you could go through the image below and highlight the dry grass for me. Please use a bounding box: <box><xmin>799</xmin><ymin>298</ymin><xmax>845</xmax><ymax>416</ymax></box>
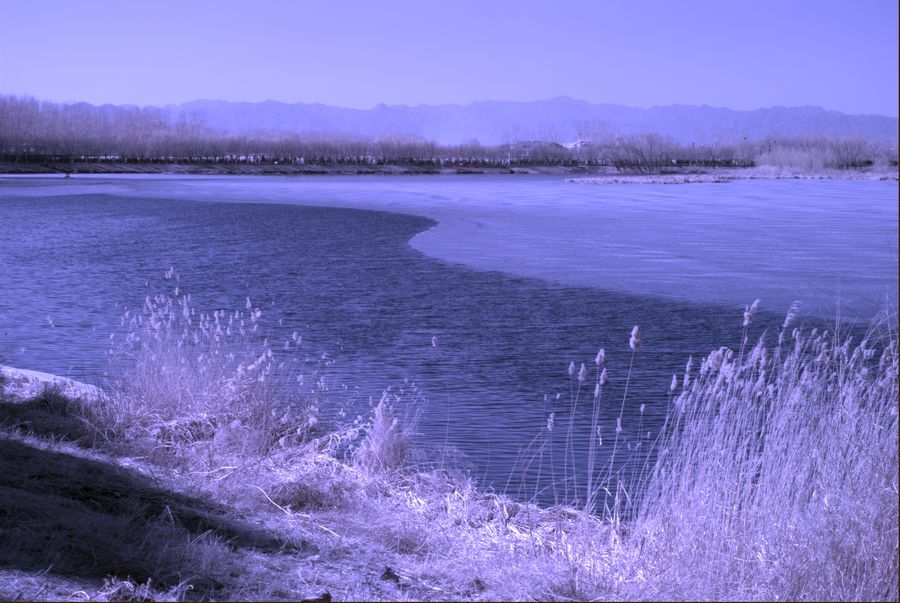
<box><xmin>0</xmin><ymin>277</ymin><xmax>598</xmax><ymax>601</ymax></box>
<box><xmin>542</xmin><ymin>308</ymin><xmax>899</xmax><ymax>601</ymax></box>
<box><xmin>89</xmin><ymin>272</ymin><xmax>329</xmax><ymax>470</ymax></box>
<box><xmin>624</xmin><ymin>314</ymin><xmax>899</xmax><ymax>600</ymax></box>
<box><xmin>1</xmin><ymin>279</ymin><xmax>896</xmax><ymax>601</ymax></box>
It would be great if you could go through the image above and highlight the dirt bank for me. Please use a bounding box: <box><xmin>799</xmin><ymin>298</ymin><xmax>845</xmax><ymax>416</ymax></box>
<box><xmin>0</xmin><ymin>161</ymin><xmax>604</xmax><ymax>176</ymax></box>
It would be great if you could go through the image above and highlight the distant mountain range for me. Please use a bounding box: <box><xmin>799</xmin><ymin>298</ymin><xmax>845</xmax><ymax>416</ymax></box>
<box><xmin>165</xmin><ymin>97</ymin><xmax>898</xmax><ymax>146</ymax></box>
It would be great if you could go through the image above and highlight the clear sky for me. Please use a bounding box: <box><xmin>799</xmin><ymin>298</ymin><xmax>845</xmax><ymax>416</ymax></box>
<box><xmin>1</xmin><ymin>0</ymin><xmax>897</xmax><ymax>116</ymax></box>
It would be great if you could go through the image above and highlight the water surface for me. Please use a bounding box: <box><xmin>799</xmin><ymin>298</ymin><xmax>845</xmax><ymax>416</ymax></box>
<box><xmin>1</xmin><ymin>175</ymin><xmax>896</xmax><ymax>501</ymax></box>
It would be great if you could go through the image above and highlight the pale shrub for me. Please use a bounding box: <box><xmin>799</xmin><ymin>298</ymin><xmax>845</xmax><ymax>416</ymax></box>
<box><xmin>96</xmin><ymin>271</ymin><xmax>322</xmax><ymax>463</ymax></box>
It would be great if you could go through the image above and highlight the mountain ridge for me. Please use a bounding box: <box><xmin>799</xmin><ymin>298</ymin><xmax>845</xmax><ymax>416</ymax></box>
<box><xmin>162</xmin><ymin>97</ymin><xmax>896</xmax><ymax>145</ymax></box>
<box><xmin>6</xmin><ymin>94</ymin><xmax>895</xmax><ymax>146</ymax></box>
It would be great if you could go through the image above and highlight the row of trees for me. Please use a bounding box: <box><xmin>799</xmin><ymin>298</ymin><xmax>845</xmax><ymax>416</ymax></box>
<box><xmin>1</xmin><ymin>95</ymin><xmax>896</xmax><ymax>171</ymax></box>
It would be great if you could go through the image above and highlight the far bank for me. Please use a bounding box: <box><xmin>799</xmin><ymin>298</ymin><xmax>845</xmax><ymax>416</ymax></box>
<box><xmin>2</xmin><ymin>161</ymin><xmax>898</xmax><ymax>181</ymax></box>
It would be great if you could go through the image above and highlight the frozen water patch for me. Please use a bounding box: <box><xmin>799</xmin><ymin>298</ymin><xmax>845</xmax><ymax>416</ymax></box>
<box><xmin>406</xmin><ymin>178</ymin><xmax>898</xmax><ymax>320</ymax></box>
<box><xmin>2</xmin><ymin>174</ymin><xmax>896</xmax><ymax>320</ymax></box>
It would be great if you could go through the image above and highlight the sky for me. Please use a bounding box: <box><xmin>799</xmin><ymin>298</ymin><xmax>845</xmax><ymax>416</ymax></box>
<box><xmin>1</xmin><ymin>0</ymin><xmax>897</xmax><ymax>117</ymax></box>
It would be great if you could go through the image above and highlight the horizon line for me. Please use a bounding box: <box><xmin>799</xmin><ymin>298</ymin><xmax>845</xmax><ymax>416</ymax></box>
<box><xmin>2</xmin><ymin>92</ymin><xmax>898</xmax><ymax>120</ymax></box>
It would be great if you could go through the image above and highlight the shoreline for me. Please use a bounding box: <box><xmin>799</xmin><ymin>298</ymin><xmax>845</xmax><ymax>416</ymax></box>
<box><xmin>567</xmin><ymin>167</ymin><xmax>899</xmax><ymax>184</ymax></box>
<box><xmin>2</xmin><ymin>160</ymin><xmax>897</xmax><ymax>181</ymax></box>
<box><xmin>2</xmin><ymin>302</ymin><xmax>896</xmax><ymax>601</ymax></box>
<box><xmin>0</xmin><ymin>361</ymin><xmax>600</xmax><ymax>601</ymax></box>
<box><xmin>0</xmin><ymin>161</ymin><xmax>591</xmax><ymax>177</ymax></box>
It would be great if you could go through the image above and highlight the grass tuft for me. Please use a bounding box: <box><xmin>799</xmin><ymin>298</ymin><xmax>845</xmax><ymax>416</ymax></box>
<box><xmin>610</xmin><ymin>312</ymin><xmax>898</xmax><ymax>600</ymax></box>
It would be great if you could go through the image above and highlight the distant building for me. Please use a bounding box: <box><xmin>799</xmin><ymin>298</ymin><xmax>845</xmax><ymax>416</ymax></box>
<box><xmin>562</xmin><ymin>139</ymin><xmax>592</xmax><ymax>150</ymax></box>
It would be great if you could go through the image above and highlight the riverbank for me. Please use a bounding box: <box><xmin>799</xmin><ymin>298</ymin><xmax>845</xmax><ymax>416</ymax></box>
<box><xmin>0</xmin><ymin>365</ymin><xmax>599</xmax><ymax>602</ymax></box>
<box><xmin>1</xmin><ymin>302</ymin><xmax>896</xmax><ymax>601</ymax></box>
<box><xmin>0</xmin><ymin>161</ymin><xmax>592</xmax><ymax>176</ymax></box>
<box><xmin>3</xmin><ymin>160</ymin><xmax>896</xmax><ymax>181</ymax></box>
<box><xmin>568</xmin><ymin>166</ymin><xmax>899</xmax><ymax>184</ymax></box>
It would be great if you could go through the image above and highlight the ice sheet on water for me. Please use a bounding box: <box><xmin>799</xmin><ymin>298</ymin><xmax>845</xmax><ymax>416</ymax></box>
<box><xmin>2</xmin><ymin>174</ymin><xmax>896</xmax><ymax>320</ymax></box>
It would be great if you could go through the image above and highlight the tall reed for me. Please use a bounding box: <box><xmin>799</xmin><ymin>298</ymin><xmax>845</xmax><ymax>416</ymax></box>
<box><xmin>96</xmin><ymin>271</ymin><xmax>322</xmax><ymax>464</ymax></box>
<box><xmin>624</xmin><ymin>310</ymin><xmax>899</xmax><ymax>600</ymax></box>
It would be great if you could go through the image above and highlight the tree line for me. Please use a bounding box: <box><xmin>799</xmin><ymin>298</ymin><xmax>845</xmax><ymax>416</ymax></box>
<box><xmin>1</xmin><ymin>95</ymin><xmax>896</xmax><ymax>171</ymax></box>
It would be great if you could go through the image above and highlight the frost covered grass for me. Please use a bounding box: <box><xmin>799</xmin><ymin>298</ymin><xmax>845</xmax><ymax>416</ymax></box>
<box><xmin>0</xmin><ymin>279</ymin><xmax>896</xmax><ymax>600</ymax></box>
<box><xmin>618</xmin><ymin>308</ymin><xmax>899</xmax><ymax>600</ymax></box>
<box><xmin>510</xmin><ymin>304</ymin><xmax>898</xmax><ymax>600</ymax></box>
<box><xmin>91</xmin><ymin>269</ymin><xmax>332</xmax><ymax>469</ymax></box>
